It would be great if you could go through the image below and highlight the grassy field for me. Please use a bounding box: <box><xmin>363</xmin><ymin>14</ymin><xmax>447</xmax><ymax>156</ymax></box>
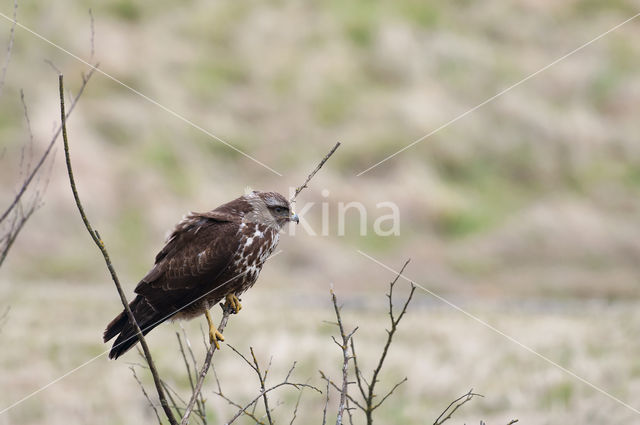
<box><xmin>1</xmin><ymin>279</ymin><xmax>640</xmax><ymax>424</ymax></box>
<box><xmin>1</xmin><ymin>0</ymin><xmax>640</xmax><ymax>423</ymax></box>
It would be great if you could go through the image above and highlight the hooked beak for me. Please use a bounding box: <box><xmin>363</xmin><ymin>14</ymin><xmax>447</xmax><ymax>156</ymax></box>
<box><xmin>290</xmin><ymin>212</ymin><xmax>299</xmax><ymax>224</ymax></box>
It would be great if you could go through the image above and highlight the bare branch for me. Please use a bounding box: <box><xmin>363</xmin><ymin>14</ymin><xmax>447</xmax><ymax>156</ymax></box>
<box><xmin>160</xmin><ymin>380</ymin><xmax>188</xmax><ymax>420</ymax></box>
<box><xmin>176</xmin><ymin>332</ymin><xmax>206</xmax><ymax>422</ymax></box>
<box><xmin>318</xmin><ymin>371</ymin><xmax>365</xmax><ymax>412</ymax></box>
<box><xmin>44</xmin><ymin>59</ymin><xmax>62</xmax><ymax>75</ymax></box>
<box><xmin>59</xmin><ymin>74</ymin><xmax>178</xmax><ymax>425</ymax></box>
<box><xmin>349</xmin><ymin>338</ymin><xmax>367</xmax><ymax>401</ymax></box>
<box><xmin>363</xmin><ymin>259</ymin><xmax>413</xmax><ymax>423</ymax></box>
<box><xmin>345</xmin><ymin>398</ymin><xmax>355</xmax><ymax>425</ymax></box>
<box><xmin>212</xmin><ymin>388</ymin><xmax>265</xmax><ymax>425</ymax></box>
<box><xmin>327</xmin><ymin>290</ymin><xmax>358</xmax><ymax>425</ymax></box>
<box><xmin>322</xmin><ymin>260</ymin><xmax>414</xmax><ymax>425</ymax></box>
<box><xmin>288</xmin><ymin>384</ymin><xmax>306</xmax><ymax>425</ymax></box>
<box><xmin>371</xmin><ymin>377</ymin><xmax>407</xmax><ymax>411</ymax></box>
<box><xmin>180</xmin><ymin>305</ymin><xmax>232</xmax><ymax>425</ymax></box>
<box><xmin>0</xmin><ymin>203</ymin><xmax>35</xmax><ymax>266</ymax></box>
<box><xmin>227</xmin><ymin>344</ymin><xmax>259</xmax><ymax>375</ymax></box>
<box><xmin>433</xmin><ymin>389</ymin><xmax>484</xmax><ymax>425</ymax></box>
<box><xmin>88</xmin><ymin>8</ymin><xmax>95</xmax><ymax>62</ymax></box>
<box><xmin>225</xmin><ymin>381</ymin><xmax>320</xmax><ymax>425</ymax></box>
<box><xmin>290</xmin><ymin>142</ymin><xmax>341</xmax><ymax>202</ymax></box>
<box><xmin>0</xmin><ymin>0</ymin><xmax>17</xmax><ymax>97</ymax></box>
<box><xmin>1</xmin><ymin>64</ymin><xmax>98</xmax><ymax>225</ymax></box>
<box><xmin>321</xmin><ymin>378</ymin><xmax>330</xmax><ymax>425</ymax></box>
<box><xmin>251</xmin><ymin>347</ymin><xmax>274</xmax><ymax>425</ymax></box>
<box><xmin>19</xmin><ymin>90</ymin><xmax>34</xmax><ymax>167</ymax></box>
<box><xmin>0</xmin><ymin>306</ymin><xmax>9</xmax><ymax>332</ymax></box>
<box><xmin>130</xmin><ymin>366</ymin><xmax>163</xmax><ymax>425</ymax></box>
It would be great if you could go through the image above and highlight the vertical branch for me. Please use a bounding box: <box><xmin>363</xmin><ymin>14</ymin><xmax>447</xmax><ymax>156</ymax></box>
<box><xmin>321</xmin><ymin>379</ymin><xmax>330</xmax><ymax>425</ymax></box>
<box><xmin>250</xmin><ymin>347</ymin><xmax>274</xmax><ymax>425</ymax></box>
<box><xmin>88</xmin><ymin>8</ymin><xmax>95</xmax><ymax>62</ymax></box>
<box><xmin>180</xmin><ymin>305</ymin><xmax>232</xmax><ymax>425</ymax></box>
<box><xmin>176</xmin><ymin>332</ymin><xmax>207</xmax><ymax>422</ymax></box>
<box><xmin>329</xmin><ymin>290</ymin><xmax>358</xmax><ymax>425</ymax></box>
<box><xmin>363</xmin><ymin>259</ymin><xmax>413</xmax><ymax>424</ymax></box>
<box><xmin>59</xmin><ymin>74</ymin><xmax>178</xmax><ymax>425</ymax></box>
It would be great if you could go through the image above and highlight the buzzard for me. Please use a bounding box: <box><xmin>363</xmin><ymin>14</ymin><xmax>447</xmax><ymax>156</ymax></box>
<box><xmin>103</xmin><ymin>191</ymin><xmax>298</xmax><ymax>359</ymax></box>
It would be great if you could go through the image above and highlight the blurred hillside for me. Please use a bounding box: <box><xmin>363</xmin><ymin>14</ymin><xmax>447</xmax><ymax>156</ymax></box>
<box><xmin>1</xmin><ymin>0</ymin><xmax>639</xmax><ymax>301</ymax></box>
<box><xmin>1</xmin><ymin>0</ymin><xmax>640</xmax><ymax>300</ymax></box>
<box><xmin>1</xmin><ymin>1</ymin><xmax>640</xmax><ymax>424</ymax></box>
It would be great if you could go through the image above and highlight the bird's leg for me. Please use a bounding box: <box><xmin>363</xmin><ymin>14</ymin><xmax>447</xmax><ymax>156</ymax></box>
<box><xmin>224</xmin><ymin>293</ymin><xmax>242</xmax><ymax>314</ymax></box>
<box><xmin>205</xmin><ymin>309</ymin><xmax>224</xmax><ymax>349</ymax></box>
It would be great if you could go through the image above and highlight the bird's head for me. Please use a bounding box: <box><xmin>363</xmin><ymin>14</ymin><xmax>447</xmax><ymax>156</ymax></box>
<box><xmin>244</xmin><ymin>191</ymin><xmax>298</xmax><ymax>230</ymax></box>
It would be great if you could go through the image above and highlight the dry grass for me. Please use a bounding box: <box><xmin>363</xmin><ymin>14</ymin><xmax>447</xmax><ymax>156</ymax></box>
<box><xmin>1</xmin><ymin>280</ymin><xmax>640</xmax><ymax>424</ymax></box>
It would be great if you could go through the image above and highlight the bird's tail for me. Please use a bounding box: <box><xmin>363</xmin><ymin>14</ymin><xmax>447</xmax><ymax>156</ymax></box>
<box><xmin>103</xmin><ymin>295</ymin><xmax>164</xmax><ymax>360</ymax></box>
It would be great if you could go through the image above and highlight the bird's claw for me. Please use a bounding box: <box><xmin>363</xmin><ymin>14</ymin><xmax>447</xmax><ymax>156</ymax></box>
<box><xmin>205</xmin><ymin>309</ymin><xmax>224</xmax><ymax>349</ymax></box>
<box><xmin>209</xmin><ymin>327</ymin><xmax>224</xmax><ymax>349</ymax></box>
<box><xmin>224</xmin><ymin>294</ymin><xmax>242</xmax><ymax>314</ymax></box>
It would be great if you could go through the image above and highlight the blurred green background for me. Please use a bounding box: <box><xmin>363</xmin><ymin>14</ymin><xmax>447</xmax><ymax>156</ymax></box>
<box><xmin>1</xmin><ymin>1</ymin><xmax>640</xmax><ymax>424</ymax></box>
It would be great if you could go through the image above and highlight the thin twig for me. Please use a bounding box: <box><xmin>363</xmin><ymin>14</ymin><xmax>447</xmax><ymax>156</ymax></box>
<box><xmin>209</xmin><ymin>361</ymin><xmax>266</xmax><ymax>424</ymax></box>
<box><xmin>328</xmin><ymin>290</ymin><xmax>358</xmax><ymax>425</ymax></box>
<box><xmin>176</xmin><ymin>334</ymin><xmax>197</xmax><ymax>402</ymax></box>
<box><xmin>59</xmin><ymin>74</ymin><xmax>178</xmax><ymax>425</ymax></box>
<box><xmin>362</xmin><ymin>259</ymin><xmax>413</xmax><ymax>424</ymax></box>
<box><xmin>318</xmin><ymin>371</ymin><xmax>365</xmax><ymax>412</ymax></box>
<box><xmin>160</xmin><ymin>380</ymin><xmax>189</xmax><ymax>420</ymax></box>
<box><xmin>130</xmin><ymin>366</ymin><xmax>163</xmax><ymax>425</ymax></box>
<box><xmin>19</xmin><ymin>90</ymin><xmax>34</xmax><ymax>170</ymax></box>
<box><xmin>251</xmin><ymin>347</ymin><xmax>274</xmax><ymax>425</ymax></box>
<box><xmin>349</xmin><ymin>338</ymin><xmax>367</xmax><ymax>401</ymax></box>
<box><xmin>0</xmin><ymin>306</ymin><xmax>9</xmax><ymax>332</ymax></box>
<box><xmin>212</xmin><ymin>388</ymin><xmax>265</xmax><ymax>425</ymax></box>
<box><xmin>177</xmin><ymin>331</ymin><xmax>207</xmax><ymax>422</ymax></box>
<box><xmin>88</xmin><ymin>8</ymin><xmax>95</xmax><ymax>62</ymax></box>
<box><xmin>290</xmin><ymin>142</ymin><xmax>341</xmax><ymax>202</ymax></box>
<box><xmin>321</xmin><ymin>379</ymin><xmax>330</xmax><ymax>425</ymax></box>
<box><xmin>0</xmin><ymin>204</ymin><xmax>35</xmax><ymax>266</ymax></box>
<box><xmin>288</xmin><ymin>384</ymin><xmax>306</xmax><ymax>425</ymax></box>
<box><xmin>44</xmin><ymin>59</ymin><xmax>62</xmax><ymax>75</ymax></box>
<box><xmin>1</xmin><ymin>64</ymin><xmax>98</xmax><ymax>224</ymax></box>
<box><xmin>225</xmin><ymin>382</ymin><xmax>320</xmax><ymax>425</ymax></box>
<box><xmin>180</xmin><ymin>304</ymin><xmax>232</xmax><ymax>425</ymax></box>
<box><xmin>433</xmin><ymin>389</ymin><xmax>484</xmax><ymax>425</ymax></box>
<box><xmin>0</xmin><ymin>0</ymin><xmax>17</xmax><ymax>97</ymax></box>
<box><xmin>345</xmin><ymin>398</ymin><xmax>355</xmax><ymax>425</ymax></box>
<box><xmin>371</xmin><ymin>377</ymin><xmax>407</xmax><ymax>410</ymax></box>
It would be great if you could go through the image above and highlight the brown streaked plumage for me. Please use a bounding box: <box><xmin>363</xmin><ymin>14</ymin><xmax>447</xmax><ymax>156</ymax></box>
<box><xmin>103</xmin><ymin>191</ymin><xmax>298</xmax><ymax>359</ymax></box>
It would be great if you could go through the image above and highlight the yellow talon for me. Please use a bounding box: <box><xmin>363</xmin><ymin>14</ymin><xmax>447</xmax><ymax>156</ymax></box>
<box><xmin>205</xmin><ymin>310</ymin><xmax>224</xmax><ymax>349</ymax></box>
<box><xmin>224</xmin><ymin>294</ymin><xmax>242</xmax><ymax>314</ymax></box>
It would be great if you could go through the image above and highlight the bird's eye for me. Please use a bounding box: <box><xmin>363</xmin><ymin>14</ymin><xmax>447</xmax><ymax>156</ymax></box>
<box><xmin>274</xmin><ymin>207</ymin><xmax>285</xmax><ymax>214</ymax></box>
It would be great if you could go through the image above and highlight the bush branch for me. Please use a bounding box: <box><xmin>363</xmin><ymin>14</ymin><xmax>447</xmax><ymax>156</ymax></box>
<box><xmin>290</xmin><ymin>142</ymin><xmax>340</xmax><ymax>202</ymax></box>
<box><xmin>59</xmin><ymin>74</ymin><xmax>178</xmax><ymax>425</ymax></box>
<box><xmin>433</xmin><ymin>389</ymin><xmax>484</xmax><ymax>425</ymax></box>
<box><xmin>180</xmin><ymin>304</ymin><xmax>232</xmax><ymax>425</ymax></box>
<box><xmin>1</xmin><ymin>64</ymin><xmax>97</xmax><ymax>224</ymax></box>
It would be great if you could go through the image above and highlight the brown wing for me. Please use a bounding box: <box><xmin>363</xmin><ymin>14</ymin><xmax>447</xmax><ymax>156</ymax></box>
<box><xmin>134</xmin><ymin>212</ymin><xmax>240</xmax><ymax>312</ymax></box>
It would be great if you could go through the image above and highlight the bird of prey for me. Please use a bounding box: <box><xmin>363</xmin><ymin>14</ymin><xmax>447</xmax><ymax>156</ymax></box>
<box><xmin>103</xmin><ymin>191</ymin><xmax>298</xmax><ymax>359</ymax></box>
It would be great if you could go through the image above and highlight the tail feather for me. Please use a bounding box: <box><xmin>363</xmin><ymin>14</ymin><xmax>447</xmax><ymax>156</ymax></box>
<box><xmin>103</xmin><ymin>296</ymin><xmax>164</xmax><ymax>360</ymax></box>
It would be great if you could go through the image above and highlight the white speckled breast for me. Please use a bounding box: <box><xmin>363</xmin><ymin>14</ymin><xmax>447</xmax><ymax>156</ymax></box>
<box><xmin>231</xmin><ymin>222</ymin><xmax>280</xmax><ymax>294</ymax></box>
